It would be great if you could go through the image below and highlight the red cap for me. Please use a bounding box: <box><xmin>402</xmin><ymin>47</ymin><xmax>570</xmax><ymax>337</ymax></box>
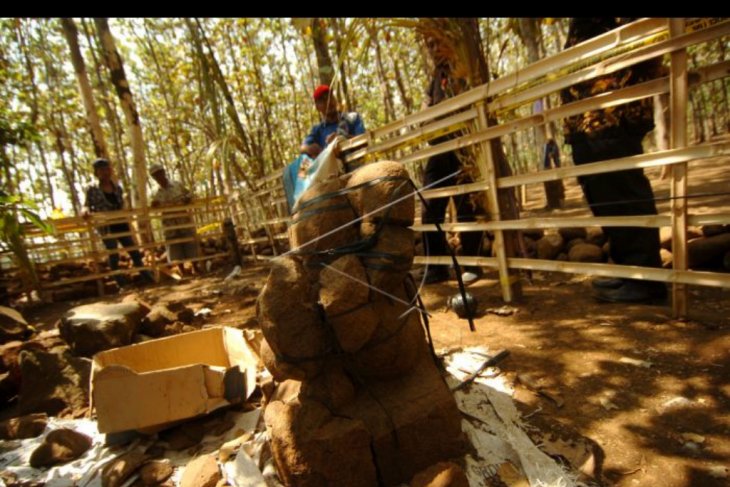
<box><xmin>313</xmin><ymin>84</ymin><xmax>331</xmax><ymax>101</ymax></box>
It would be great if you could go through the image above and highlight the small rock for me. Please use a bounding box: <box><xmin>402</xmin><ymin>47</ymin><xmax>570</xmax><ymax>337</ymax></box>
<box><xmin>660</xmin><ymin>248</ymin><xmax>673</xmax><ymax>268</ymax></box>
<box><xmin>568</xmin><ymin>243</ymin><xmax>604</xmax><ymax>263</ymax></box>
<box><xmin>0</xmin><ymin>319</ymin><xmax>33</xmax><ymax>344</ymax></box>
<box><xmin>682</xmin><ymin>441</ymin><xmax>702</xmax><ymax>454</ymax></box>
<box><xmin>708</xmin><ymin>465</ymin><xmax>728</xmax><ymax>479</ymax></box>
<box><xmin>486</xmin><ymin>306</ymin><xmax>516</xmax><ymax>317</ymax></box>
<box><xmin>599</xmin><ymin>397</ymin><xmax>619</xmax><ymax>411</ymax></box>
<box><xmin>159</xmin><ymin>422</ymin><xmax>206</xmax><ymax>451</ymax></box>
<box><xmin>161</xmin><ymin>323</ymin><xmax>185</xmax><ymax>336</ymax></box>
<box><xmin>410</xmin><ymin>461</ymin><xmax>469</xmax><ymax>487</ymax></box>
<box><xmin>680</xmin><ymin>432</ymin><xmax>705</xmax><ymax>444</ymax></box>
<box><xmin>102</xmin><ymin>448</ymin><xmax>148</xmax><ymax>487</ymax></box>
<box><xmin>195</xmin><ymin>307</ymin><xmax>213</xmax><ymax>318</ymax></box>
<box><xmin>0</xmin><ymin>413</ymin><xmax>48</xmax><ymax>440</ymax></box>
<box><xmin>619</xmin><ymin>357</ymin><xmax>653</xmax><ymax>368</ymax></box>
<box><xmin>657</xmin><ymin>396</ymin><xmax>693</xmax><ymax>413</ymax></box>
<box><xmin>585</xmin><ymin>227</ymin><xmax>606</xmax><ymax>246</ymax></box>
<box><xmin>565</xmin><ymin>238</ymin><xmax>586</xmax><ymax>251</ymax></box>
<box><xmin>29</xmin><ymin>428</ymin><xmax>92</xmax><ymax>468</ymax></box>
<box><xmin>140</xmin><ymin>459</ymin><xmax>174</xmax><ymax>485</ymax></box>
<box><xmin>180</xmin><ymin>454</ymin><xmax>221</xmax><ymax>487</ymax></box>
<box><xmin>121</xmin><ymin>294</ymin><xmax>152</xmax><ymax>315</ymax></box>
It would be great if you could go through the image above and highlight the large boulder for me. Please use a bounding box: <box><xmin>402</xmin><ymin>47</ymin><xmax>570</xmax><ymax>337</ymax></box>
<box><xmin>18</xmin><ymin>349</ymin><xmax>91</xmax><ymax>416</ymax></box>
<box><xmin>58</xmin><ymin>302</ymin><xmax>145</xmax><ymax>357</ymax></box>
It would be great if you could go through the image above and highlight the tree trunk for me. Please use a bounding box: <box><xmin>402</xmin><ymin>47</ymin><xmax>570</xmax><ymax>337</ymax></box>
<box><xmin>81</xmin><ymin>18</ymin><xmax>130</xmax><ymax>196</ymax></box>
<box><xmin>277</xmin><ymin>19</ymin><xmax>304</xmax><ymax>144</ymax></box>
<box><xmin>371</xmin><ymin>29</ymin><xmax>396</xmax><ymax>122</ymax></box>
<box><xmin>331</xmin><ymin>18</ymin><xmax>353</xmax><ymax>110</ymax></box>
<box><xmin>36</xmin><ymin>141</ymin><xmax>56</xmax><ymax>209</ymax></box>
<box><xmin>61</xmin><ymin>18</ymin><xmax>110</xmax><ymax>160</ymax></box>
<box><xmin>310</xmin><ymin>18</ymin><xmax>334</xmax><ymax>85</ymax></box>
<box><xmin>241</xmin><ymin>21</ymin><xmax>284</xmax><ymax>171</ymax></box>
<box><xmin>16</xmin><ymin>20</ymin><xmax>55</xmax><ymax>207</ymax></box>
<box><xmin>515</xmin><ymin>19</ymin><xmax>547</xmax><ymax>168</ymax></box>
<box><xmin>390</xmin><ymin>51</ymin><xmax>413</xmax><ymax>113</ymax></box>
<box><xmin>52</xmin><ymin>122</ymin><xmax>80</xmax><ymax>216</ymax></box>
<box><xmin>140</xmin><ymin>20</ymin><xmax>187</xmax><ymax>172</ymax></box>
<box><xmin>94</xmin><ymin>18</ymin><xmax>148</xmax><ymax>210</ymax></box>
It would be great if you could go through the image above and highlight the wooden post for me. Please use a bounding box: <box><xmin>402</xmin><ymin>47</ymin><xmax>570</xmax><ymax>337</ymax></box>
<box><xmin>474</xmin><ymin>101</ymin><xmax>518</xmax><ymax>302</ymax></box>
<box><xmin>224</xmin><ymin>218</ymin><xmax>243</xmax><ymax>266</ymax></box>
<box><xmin>85</xmin><ymin>217</ymin><xmax>105</xmax><ymax>297</ymax></box>
<box><xmin>669</xmin><ymin>19</ymin><xmax>689</xmax><ymax>318</ymax></box>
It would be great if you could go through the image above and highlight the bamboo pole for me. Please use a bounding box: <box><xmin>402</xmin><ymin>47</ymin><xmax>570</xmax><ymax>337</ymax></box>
<box><xmin>413</xmin><ymin>256</ymin><xmax>730</xmax><ymax>289</ymax></box>
<box><xmin>474</xmin><ymin>101</ymin><xmax>516</xmax><ymax>302</ymax></box>
<box><xmin>412</xmin><ymin>142</ymin><xmax>730</xmax><ymax>202</ymax></box>
<box><xmin>669</xmin><ymin>19</ymin><xmax>689</xmax><ymax>317</ymax></box>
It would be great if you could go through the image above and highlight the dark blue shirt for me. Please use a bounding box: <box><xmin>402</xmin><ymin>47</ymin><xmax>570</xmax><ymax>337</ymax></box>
<box><xmin>303</xmin><ymin>112</ymin><xmax>365</xmax><ymax>148</ymax></box>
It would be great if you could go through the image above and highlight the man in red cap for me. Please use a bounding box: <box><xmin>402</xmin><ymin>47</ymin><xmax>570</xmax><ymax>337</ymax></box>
<box><xmin>299</xmin><ymin>84</ymin><xmax>365</xmax><ymax>159</ymax></box>
<box><xmin>283</xmin><ymin>84</ymin><xmax>365</xmax><ymax>212</ymax></box>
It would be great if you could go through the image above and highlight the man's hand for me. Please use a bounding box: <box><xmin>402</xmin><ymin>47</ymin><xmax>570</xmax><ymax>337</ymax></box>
<box><xmin>301</xmin><ymin>143</ymin><xmax>323</xmax><ymax>158</ymax></box>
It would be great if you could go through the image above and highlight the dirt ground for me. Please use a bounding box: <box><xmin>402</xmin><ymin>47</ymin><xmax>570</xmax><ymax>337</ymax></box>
<box><xmin>18</xmin><ymin>257</ymin><xmax>728</xmax><ymax>487</ymax></box>
<box><xmin>13</xmin><ymin>141</ymin><xmax>730</xmax><ymax>487</ymax></box>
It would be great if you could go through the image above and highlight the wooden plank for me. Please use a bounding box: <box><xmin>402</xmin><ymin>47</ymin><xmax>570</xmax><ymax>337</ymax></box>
<box><xmin>669</xmin><ymin>18</ymin><xmax>689</xmax><ymax>317</ymax></box>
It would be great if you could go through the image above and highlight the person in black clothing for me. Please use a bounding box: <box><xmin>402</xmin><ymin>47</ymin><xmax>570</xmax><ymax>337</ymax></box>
<box><xmin>560</xmin><ymin>18</ymin><xmax>666</xmax><ymax>303</ymax></box>
<box><xmin>421</xmin><ymin>35</ymin><xmax>485</xmax><ymax>285</ymax></box>
<box><xmin>543</xmin><ymin>138</ymin><xmax>561</xmax><ymax>170</ymax></box>
<box><xmin>83</xmin><ymin>158</ymin><xmax>153</xmax><ymax>287</ymax></box>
